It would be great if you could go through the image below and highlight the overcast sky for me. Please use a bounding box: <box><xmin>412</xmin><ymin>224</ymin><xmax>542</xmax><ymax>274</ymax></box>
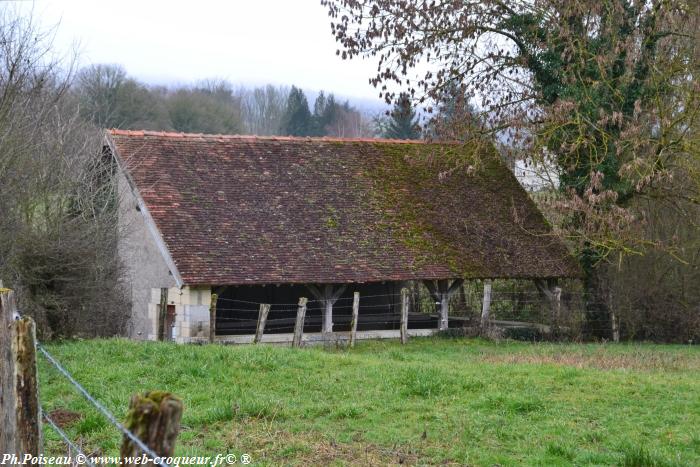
<box><xmin>15</xmin><ymin>1</ymin><xmax>385</xmax><ymax>107</ymax></box>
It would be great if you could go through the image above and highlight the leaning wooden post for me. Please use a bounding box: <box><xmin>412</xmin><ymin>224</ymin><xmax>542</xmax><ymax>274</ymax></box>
<box><xmin>349</xmin><ymin>292</ymin><xmax>360</xmax><ymax>347</ymax></box>
<box><xmin>209</xmin><ymin>293</ymin><xmax>218</xmax><ymax>343</ymax></box>
<box><xmin>120</xmin><ymin>391</ymin><xmax>182</xmax><ymax>466</ymax></box>
<box><xmin>292</xmin><ymin>297</ymin><xmax>308</xmax><ymax>348</ymax></box>
<box><xmin>481</xmin><ymin>280</ymin><xmax>492</xmax><ymax>329</ymax></box>
<box><xmin>254</xmin><ymin>303</ymin><xmax>270</xmax><ymax>344</ymax></box>
<box><xmin>400</xmin><ymin>288</ymin><xmax>409</xmax><ymax>344</ymax></box>
<box><xmin>0</xmin><ymin>289</ymin><xmax>42</xmax><ymax>458</ymax></box>
<box><xmin>157</xmin><ymin>288</ymin><xmax>168</xmax><ymax>341</ymax></box>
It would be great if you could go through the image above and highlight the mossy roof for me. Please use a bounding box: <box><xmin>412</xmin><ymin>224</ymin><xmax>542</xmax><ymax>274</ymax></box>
<box><xmin>108</xmin><ymin>130</ymin><xmax>580</xmax><ymax>285</ymax></box>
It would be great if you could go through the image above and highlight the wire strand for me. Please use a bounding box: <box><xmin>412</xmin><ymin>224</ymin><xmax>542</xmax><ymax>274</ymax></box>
<box><xmin>42</xmin><ymin>408</ymin><xmax>96</xmax><ymax>467</ymax></box>
<box><xmin>38</xmin><ymin>345</ymin><xmax>170</xmax><ymax>467</ymax></box>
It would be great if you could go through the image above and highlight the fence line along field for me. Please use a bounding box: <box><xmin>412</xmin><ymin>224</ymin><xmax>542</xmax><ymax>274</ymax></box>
<box><xmin>39</xmin><ymin>338</ymin><xmax>699</xmax><ymax>466</ymax></box>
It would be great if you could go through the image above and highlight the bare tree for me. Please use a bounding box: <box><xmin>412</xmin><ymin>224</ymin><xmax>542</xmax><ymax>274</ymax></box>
<box><xmin>0</xmin><ymin>7</ymin><xmax>127</xmax><ymax>337</ymax></box>
<box><xmin>239</xmin><ymin>84</ymin><xmax>290</xmax><ymax>135</ymax></box>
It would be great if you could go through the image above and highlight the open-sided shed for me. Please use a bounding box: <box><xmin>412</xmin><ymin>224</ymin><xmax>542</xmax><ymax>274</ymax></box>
<box><xmin>107</xmin><ymin>129</ymin><xmax>579</xmax><ymax>343</ymax></box>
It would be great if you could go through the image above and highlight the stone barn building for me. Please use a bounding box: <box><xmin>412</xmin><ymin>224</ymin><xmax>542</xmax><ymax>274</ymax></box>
<box><xmin>106</xmin><ymin>129</ymin><xmax>579</xmax><ymax>343</ymax></box>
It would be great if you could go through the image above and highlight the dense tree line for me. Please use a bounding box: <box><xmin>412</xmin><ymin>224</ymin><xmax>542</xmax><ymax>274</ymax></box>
<box><xmin>74</xmin><ymin>64</ymin><xmax>376</xmax><ymax>138</ymax></box>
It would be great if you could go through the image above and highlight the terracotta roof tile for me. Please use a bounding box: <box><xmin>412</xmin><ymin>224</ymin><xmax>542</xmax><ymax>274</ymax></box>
<box><xmin>108</xmin><ymin>130</ymin><xmax>580</xmax><ymax>285</ymax></box>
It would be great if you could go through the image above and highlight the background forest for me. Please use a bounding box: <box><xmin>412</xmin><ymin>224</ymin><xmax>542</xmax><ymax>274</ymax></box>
<box><xmin>72</xmin><ymin>64</ymin><xmax>401</xmax><ymax>139</ymax></box>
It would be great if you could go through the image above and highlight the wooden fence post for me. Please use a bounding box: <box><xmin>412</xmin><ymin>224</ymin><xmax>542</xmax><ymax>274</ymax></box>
<box><xmin>608</xmin><ymin>289</ymin><xmax>620</xmax><ymax>343</ymax></box>
<box><xmin>481</xmin><ymin>280</ymin><xmax>492</xmax><ymax>329</ymax></box>
<box><xmin>254</xmin><ymin>303</ymin><xmax>270</xmax><ymax>344</ymax></box>
<box><xmin>120</xmin><ymin>391</ymin><xmax>182</xmax><ymax>466</ymax></box>
<box><xmin>0</xmin><ymin>289</ymin><xmax>42</xmax><ymax>458</ymax></box>
<box><xmin>400</xmin><ymin>288</ymin><xmax>409</xmax><ymax>344</ymax></box>
<box><xmin>157</xmin><ymin>288</ymin><xmax>168</xmax><ymax>341</ymax></box>
<box><xmin>292</xmin><ymin>297</ymin><xmax>308</xmax><ymax>348</ymax></box>
<box><xmin>611</xmin><ymin>312</ymin><xmax>620</xmax><ymax>343</ymax></box>
<box><xmin>209</xmin><ymin>293</ymin><xmax>218</xmax><ymax>344</ymax></box>
<box><xmin>349</xmin><ymin>292</ymin><xmax>359</xmax><ymax>348</ymax></box>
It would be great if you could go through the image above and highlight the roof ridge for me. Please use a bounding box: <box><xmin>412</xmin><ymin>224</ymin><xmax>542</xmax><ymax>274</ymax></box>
<box><xmin>107</xmin><ymin>128</ymin><xmax>430</xmax><ymax>144</ymax></box>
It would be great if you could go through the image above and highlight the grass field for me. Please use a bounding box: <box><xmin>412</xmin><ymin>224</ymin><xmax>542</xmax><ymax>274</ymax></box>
<box><xmin>39</xmin><ymin>338</ymin><xmax>699</xmax><ymax>466</ymax></box>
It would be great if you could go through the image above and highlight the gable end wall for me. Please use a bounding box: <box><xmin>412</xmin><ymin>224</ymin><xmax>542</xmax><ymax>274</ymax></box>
<box><xmin>117</xmin><ymin>170</ymin><xmax>176</xmax><ymax>339</ymax></box>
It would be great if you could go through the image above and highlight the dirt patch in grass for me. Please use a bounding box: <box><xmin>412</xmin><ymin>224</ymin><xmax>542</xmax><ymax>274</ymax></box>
<box><xmin>480</xmin><ymin>349</ymin><xmax>699</xmax><ymax>371</ymax></box>
<box><xmin>225</xmin><ymin>419</ymin><xmax>428</xmax><ymax>466</ymax></box>
<box><xmin>46</xmin><ymin>408</ymin><xmax>82</xmax><ymax>428</ymax></box>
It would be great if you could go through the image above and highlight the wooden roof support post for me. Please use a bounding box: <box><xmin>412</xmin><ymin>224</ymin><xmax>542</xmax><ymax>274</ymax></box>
<box><xmin>307</xmin><ymin>284</ymin><xmax>346</xmax><ymax>336</ymax></box>
<box><xmin>534</xmin><ymin>279</ymin><xmax>562</xmax><ymax>331</ymax></box>
<box><xmin>424</xmin><ymin>279</ymin><xmax>463</xmax><ymax>331</ymax></box>
<box><xmin>481</xmin><ymin>280</ymin><xmax>492</xmax><ymax>329</ymax></box>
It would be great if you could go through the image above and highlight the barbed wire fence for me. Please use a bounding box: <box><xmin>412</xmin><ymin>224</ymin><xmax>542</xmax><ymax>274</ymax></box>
<box><xmin>212</xmin><ymin>279</ymin><xmax>617</xmax><ymax>344</ymax></box>
<box><xmin>1</xmin><ymin>288</ymin><xmax>179</xmax><ymax>467</ymax></box>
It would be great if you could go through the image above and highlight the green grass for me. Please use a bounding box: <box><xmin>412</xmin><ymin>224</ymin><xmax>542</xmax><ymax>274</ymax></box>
<box><xmin>39</xmin><ymin>338</ymin><xmax>700</xmax><ymax>465</ymax></box>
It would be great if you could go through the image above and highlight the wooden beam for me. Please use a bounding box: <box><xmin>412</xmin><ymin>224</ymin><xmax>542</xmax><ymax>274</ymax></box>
<box><xmin>330</xmin><ymin>285</ymin><xmax>347</xmax><ymax>302</ymax></box>
<box><xmin>448</xmin><ymin>279</ymin><xmax>464</xmax><ymax>295</ymax></box>
<box><xmin>306</xmin><ymin>284</ymin><xmax>323</xmax><ymax>301</ymax></box>
<box><xmin>400</xmin><ymin>288</ymin><xmax>409</xmax><ymax>344</ymax></box>
<box><xmin>254</xmin><ymin>303</ymin><xmax>270</xmax><ymax>344</ymax></box>
<box><xmin>292</xmin><ymin>297</ymin><xmax>308</xmax><ymax>348</ymax></box>
<box><xmin>350</xmin><ymin>292</ymin><xmax>360</xmax><ymax>348</ymax></box>
<box><xmin>424</xmin><ymin>280</ymin><xmax>439</xmax><ymax>301</ymax></box>
<box><xmin>212</xmin><ymin>286</ymin><xmax>229</xmax><ymax>296</ymax></box>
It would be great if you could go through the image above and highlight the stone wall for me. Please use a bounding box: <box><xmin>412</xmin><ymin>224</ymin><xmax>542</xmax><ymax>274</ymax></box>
<box><xmin>117</xmin><ymin>171</ymin><xmax>176</xmax><ymax>339</ymax></box>
<box><xmin>146</xmin><ymin>286</ymin><xmax>212</xmax><ymax>343</ymax></box>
